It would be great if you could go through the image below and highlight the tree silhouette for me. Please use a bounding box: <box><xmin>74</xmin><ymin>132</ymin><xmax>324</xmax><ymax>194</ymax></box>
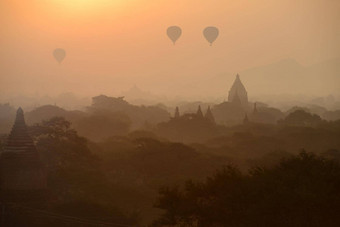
<box><xmin>153</xmin><ymin>151</ymin><xmax>340</xmax><ymax>227</ymax></box>
<box><xmin>279</xmin><ymin>110</ymin><xmax>323</xmax><ymax>127</ymax></box>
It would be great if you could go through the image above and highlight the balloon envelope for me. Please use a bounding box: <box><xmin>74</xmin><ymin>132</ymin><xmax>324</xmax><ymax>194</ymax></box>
<box><xmin>53</xmin><ymin>48</ymin><xmax>66</xmax><ymax>64</ymax></box>
<box><xmin>167</xmin><ymin>26</ymin><xmax>182</xmax><ymax>44</ymax></box>
<box><xmin>203</xmin><ymin>27</ymin><xmax>219</xmax><ymax>45</ymax></box>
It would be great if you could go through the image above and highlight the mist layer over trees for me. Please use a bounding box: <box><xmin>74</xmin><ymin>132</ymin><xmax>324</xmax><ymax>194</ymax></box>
<box><xmin>1</xmin><ymin>92</ymin><xmax>340</xmax><ymax>226</ymax></box>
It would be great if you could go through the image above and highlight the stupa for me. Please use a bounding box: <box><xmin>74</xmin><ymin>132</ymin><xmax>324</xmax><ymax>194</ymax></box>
<box><xmin>0</xmin><ymin>108</ymin><xmax>46</xmax><ymax>195</ymax></box>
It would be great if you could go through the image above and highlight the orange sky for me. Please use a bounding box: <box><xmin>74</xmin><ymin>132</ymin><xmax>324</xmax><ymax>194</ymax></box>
<box><xmin>0</xmin><ymin>0</ymin><xmax>339</xmax><ymax>97</ymax></box>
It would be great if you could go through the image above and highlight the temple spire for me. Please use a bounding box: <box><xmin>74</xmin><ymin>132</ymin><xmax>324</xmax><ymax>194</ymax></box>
<box><xmin>1</xmin><ymin>108</ymin><xmax>46</xmax><ymax>193</ymax></box>
<box><xmin>232</xmin><ymin>92</ymin><xmax>242</xmax><ymax>106</ymax></box>
<box><xmin>196</xmin><ymin>105</ymin><xmax>203</xmax><ymax>118</ymax></box>
<box><xmin>5</xmin><ymin>107</ymin><xmax>35</xmax><ymax>152</ymax></box>
<box><xmin>205</xmin><ymin>106</ymin><xmax>215</xmax><ymax>124</ymax></box>
<box><xmin>228</xmin><ymin>74</ymin><xmax>248</xmax><ymax>105</ymax></box>
<box><xmin>13</xmin><ymin>107</ymin><xmax>26</xmax><ymax>129</ymax></box>
<box><xmin>174</xmin><ymin>106</ymin><xmax>180</xmax><ymax>118</ymax></box>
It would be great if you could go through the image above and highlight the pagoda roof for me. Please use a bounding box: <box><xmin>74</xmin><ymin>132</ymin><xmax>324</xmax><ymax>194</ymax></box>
<box><xmin>205</xmin><ymin>106</ymin><xmax>216</xmax><ymax>123</ymax></box>
<box><xmin>3</xmin><ymin>108</ymin><xmax>37</xmax><ymax>154</ymax></box>
<box><xmin>229</xmin><ymin>74</ymin><xmax>247</xmax><ymax>95</ymax></box>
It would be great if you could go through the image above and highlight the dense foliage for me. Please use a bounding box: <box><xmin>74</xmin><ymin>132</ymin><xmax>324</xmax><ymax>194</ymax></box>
<box><xmin>26</xmin><ymin>117</ymin><xmax>139</xmax><ymax>226</ymax></box>
<box><xmin>153</xmin><ymin>151</ymin><xmax>340</xmax><ymax>227</ymax></box>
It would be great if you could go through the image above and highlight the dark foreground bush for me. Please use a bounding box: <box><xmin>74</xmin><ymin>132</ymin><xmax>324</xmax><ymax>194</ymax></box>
<box><xmin>153</xmin><ymin>151</ymin><xmax>340</xmax><ymax>227</ymax></box>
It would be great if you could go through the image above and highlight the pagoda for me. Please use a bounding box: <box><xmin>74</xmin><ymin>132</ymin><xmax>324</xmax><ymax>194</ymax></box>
<box><xmin>228</xmin><ymin>74</ymin><xmax>248</xmax><ymax>105</ymax></box>
<box><xmin>196</xmin><ymin>105</ymin><xmax>204</xmax><ymax>118</ymax></box>
<box><xmin>0</xmin><ymin>108</ymin><xmax>46</xmax><ymax>197</ymax></box>
<box><xmin>205</xmin><ymin>106</ymin><xmax>216</xmax><ymax>124</ymax></box>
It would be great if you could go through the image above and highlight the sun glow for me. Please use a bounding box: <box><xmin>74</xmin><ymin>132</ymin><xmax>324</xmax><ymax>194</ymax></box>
<box><xmin>49</xmin><ymin>0</ymin><xmax>129</xmax><ymax>15</ymax></box>
<box><xmin>54</xmin><ymin>0</ymin><xmax>114</xmax><ymax>8</ymax></box>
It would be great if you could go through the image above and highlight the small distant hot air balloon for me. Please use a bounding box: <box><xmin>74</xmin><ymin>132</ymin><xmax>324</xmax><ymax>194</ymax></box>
<box><xmin>203</xmin><ymin>27</ymin><xmax>219</xmax><ymax>46</ymax></box>
<box><xmin>53</xmin><ymin>48</ymin><xmax>66</xmax><ymax>64</ymax></box>
<box><xmin>167</xmin><ymin>26</ymin><xmax>182</xmax><ymax>45</ymax></box>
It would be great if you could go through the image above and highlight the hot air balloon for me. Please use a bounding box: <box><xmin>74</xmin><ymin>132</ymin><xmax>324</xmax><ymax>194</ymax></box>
<box><xmin>53</xmin><ymin>48</ymin><xmax>66</xmax><ymax>64</ymax></box>
<box><xmin>167</xmin><ymin>26</ymin><xmax>182</xmax><ymax>45</ymax></box>
<box><xmin>203</xmin><ymin>27</ymin><xmax>219</xmax><ymax>46</ymax></box>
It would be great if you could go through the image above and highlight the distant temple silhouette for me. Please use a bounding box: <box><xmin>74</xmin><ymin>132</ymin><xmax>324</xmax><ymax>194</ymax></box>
<box><xmin>171</xmin><ymin>74</ymin><xmax>249</xmax><ymax>126</ymax></box>
<box><xmin>0</xmin><ymin>108</ymin><xmax>46</xmax><ymax>200</ymax></box>
<box><xmin>169</xmin><ymin>74</ymin><xmax>283</xmax><ymax>127</ymax></box>
<box><xmin>205</xmin><ymin>106</ymin><xmax>216</xmax><ymax>124</ymax></box>
<box><xmin>160</xmin><ymin>106</ymin><xmax>218</xmax><ymax>143</ymax></box>
<box><xmin>196</xmin><ymin>105</ymin><xmax>204</xmax><ymax>118</ymax></box>
<box><xmin>228</xmin><ymin>74</ymin><xmax>248</xmax><ymax>106</ymax></box>
<box><xmin>172</xmin><ymin>106</ymin><xmax>216</xmax><ymax>123</ymax></box>
<box><xmin>174</xmin><ymin>106</ymin><xmax>180</xmax><ymax>118</ymax></box>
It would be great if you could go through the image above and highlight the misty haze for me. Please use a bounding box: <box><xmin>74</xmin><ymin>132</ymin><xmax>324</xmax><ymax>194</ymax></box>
<box><xmin>1</xmin><ymin>0</ymin><xmax>340</xmax><ymax>226</ymax></box>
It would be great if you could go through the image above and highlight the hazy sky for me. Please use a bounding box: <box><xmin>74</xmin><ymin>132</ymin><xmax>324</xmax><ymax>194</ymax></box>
<box><xmin>1</xmin><ymin>0</ymin><xmax>339</xmax><ymax>98</ymax></box>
